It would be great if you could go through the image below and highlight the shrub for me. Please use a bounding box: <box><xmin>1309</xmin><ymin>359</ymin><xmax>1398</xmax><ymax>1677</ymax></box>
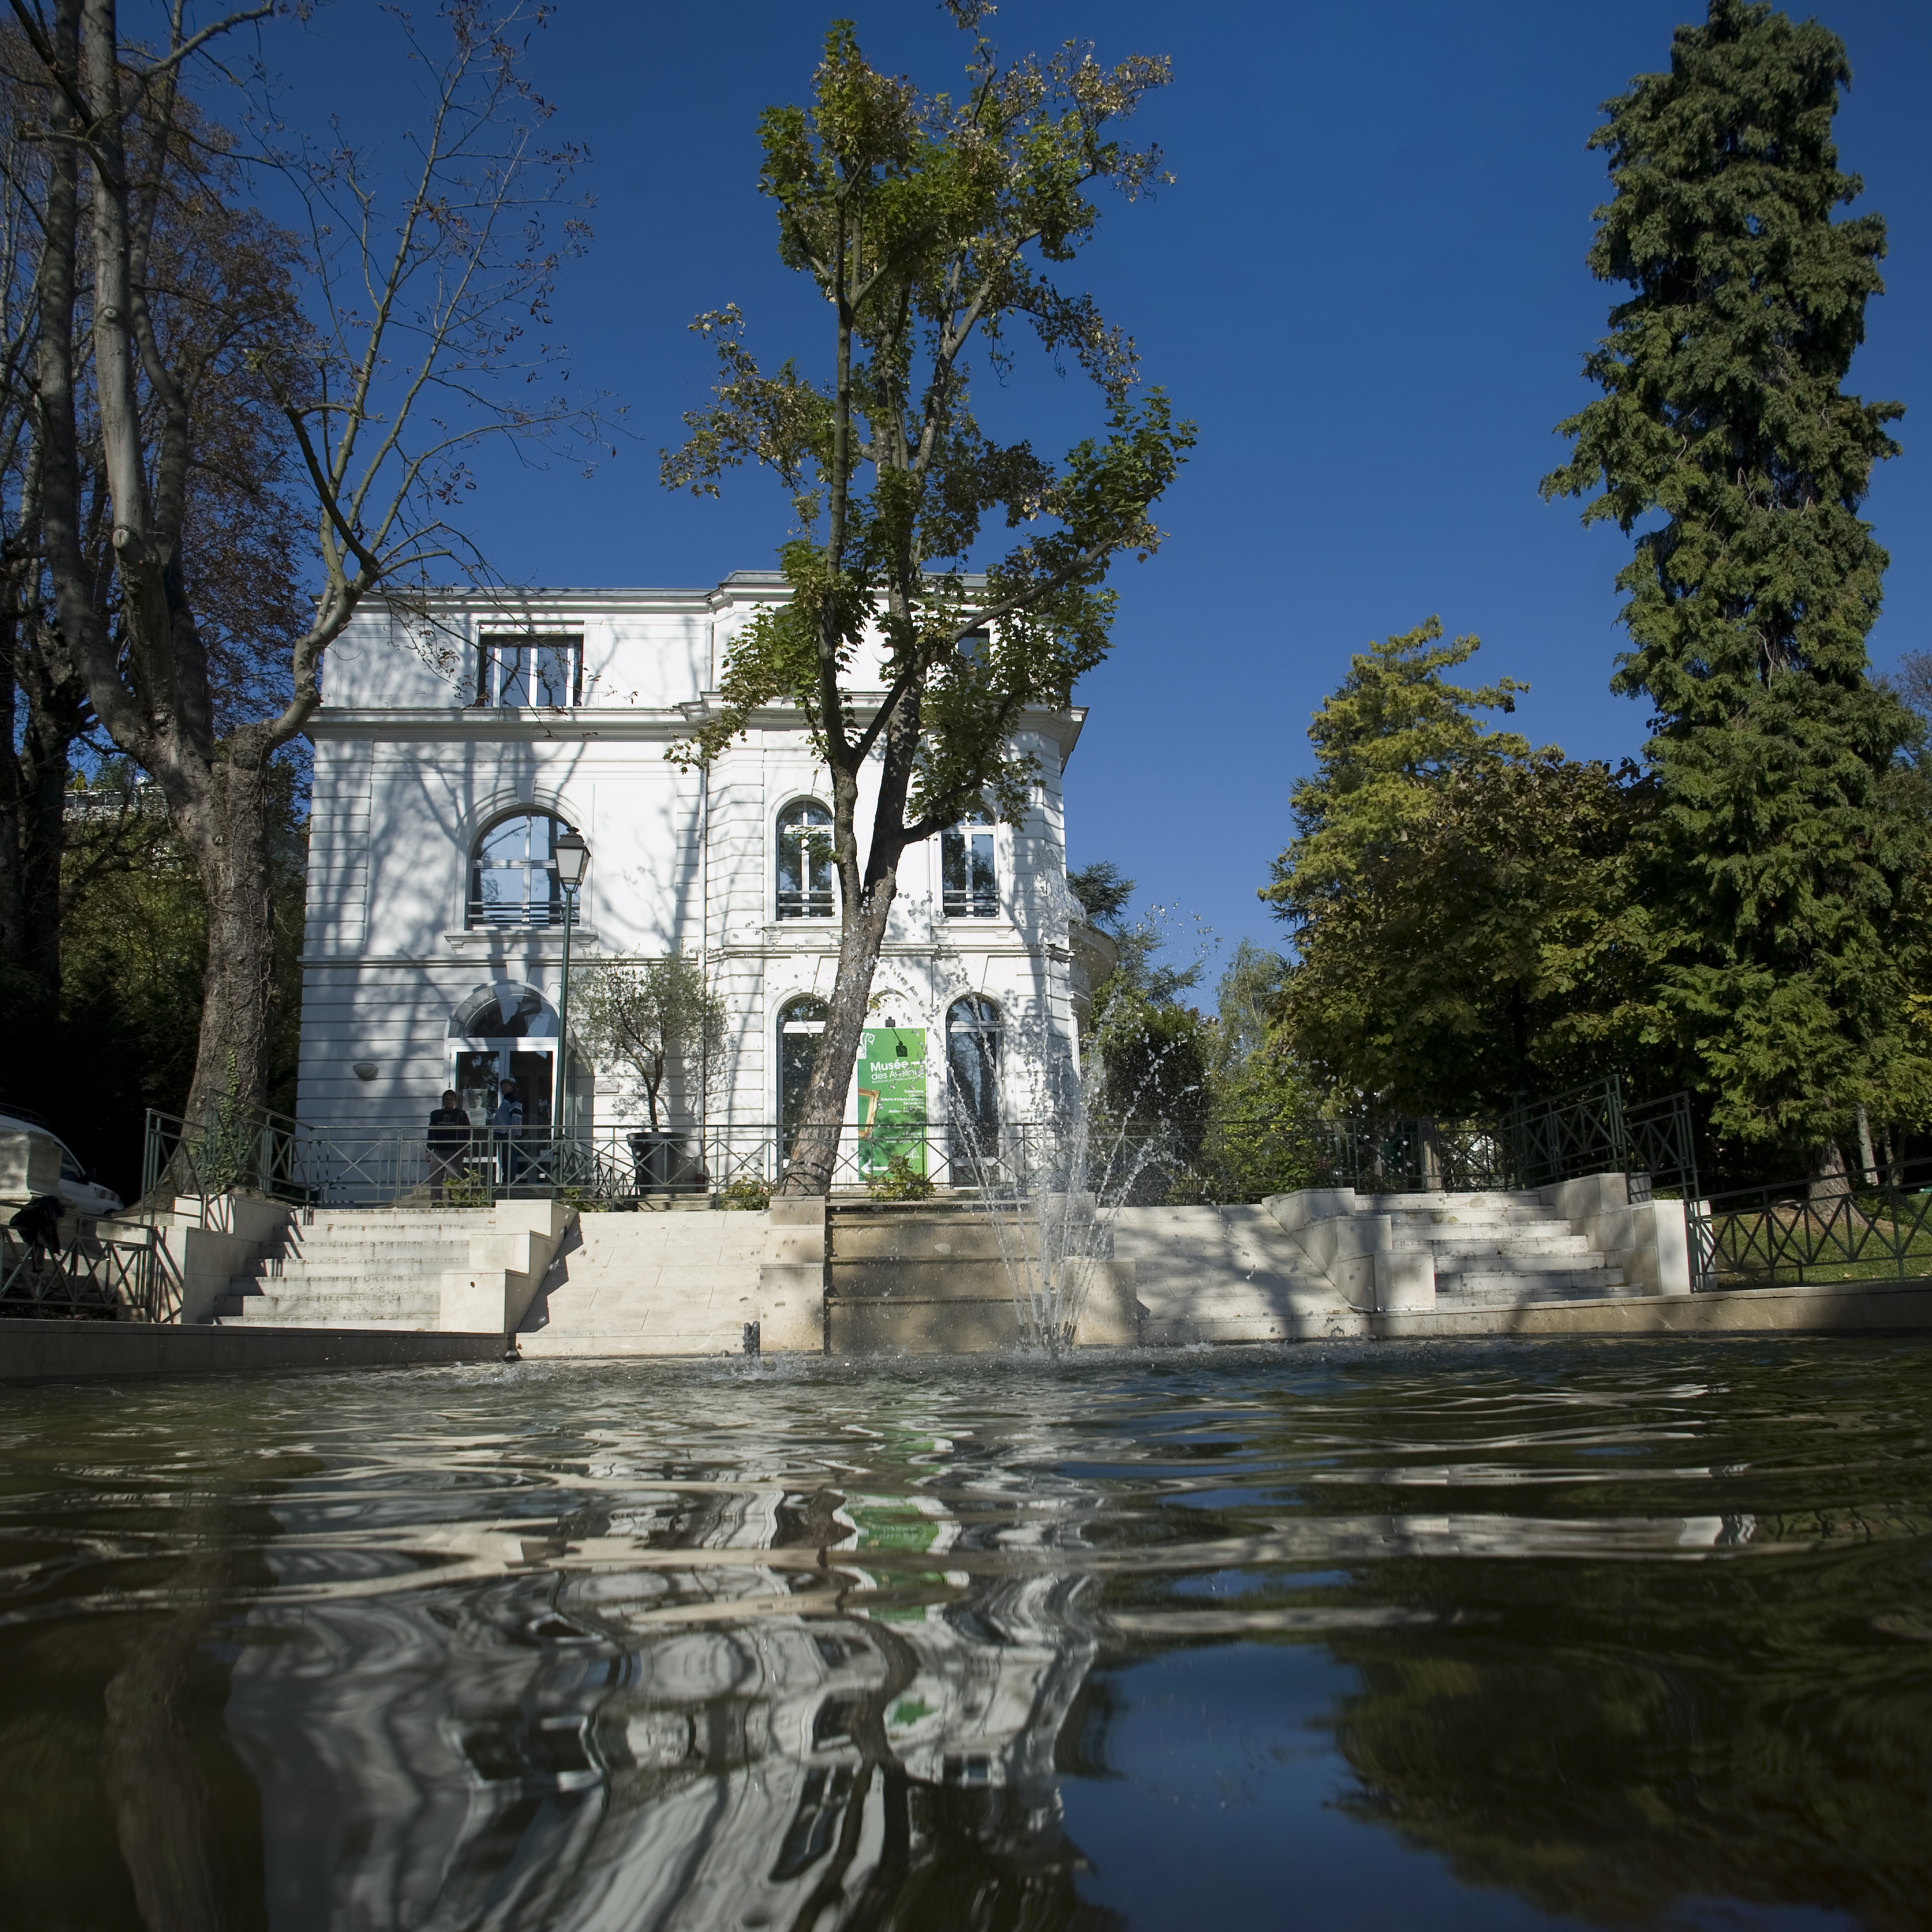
<box><xmin>867</xmin><ymin>1152</ymin><xmax>935</xmax><ymax>1202</ymax></box>
<box><xmin>719</xmin><ymin>1173</ymin><xmax>773</xmax><ymax>1211</ymax></box>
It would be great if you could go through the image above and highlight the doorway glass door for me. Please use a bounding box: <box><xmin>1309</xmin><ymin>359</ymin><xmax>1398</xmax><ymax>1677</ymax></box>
<box><xmin>453</xmin><ymin>1044</ymin><xmax>555</xmax><ymax>1129</ymax></box>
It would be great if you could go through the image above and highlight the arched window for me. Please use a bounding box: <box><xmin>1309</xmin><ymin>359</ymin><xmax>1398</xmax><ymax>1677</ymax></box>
<box><xmin>947</xmin><ymin>995</ymin><xmax>1001</xmax><ymax>1158</ymax></box>
<box><xmin>778</xmin><ymin>996</ymin><xmax>828</xmax><ymax>1147</ymax></box>
<box><xmin>468</xmin><ymin>811</ymin><xmax>580</xmax><ymax>929</ymax></box>
<box><xmin>777</xmin><ymin>801</ymin><xmax>834</xmax><ymax>919</ymax></box>
<box><xmin>448</xmin><ymin>982</ymin><xmax>557</xmax><ymax>1038</ymax></box>
<box><xmin>941</xmin><ymin>806</ymin><xmax>998</xmax><ymax>919</ymax></box>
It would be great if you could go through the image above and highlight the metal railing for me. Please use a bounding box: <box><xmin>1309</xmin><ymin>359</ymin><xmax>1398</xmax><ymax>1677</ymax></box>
<box><xmin>1305</xmin><ymin>1080</ymin><xmax>1698</xmax><ymax>1200</ymax></box>
<box><xmin>140</xmin><ymin>1076</ymin><xmax>1702</xmax><ymax>1216</ymax></box>
<box><xmin>1314</xmin><ymin>1116</ymin><xmax>1510</xmax><ymax>1194</ymax></box>
<box><xmin>145</xmin><ymin>1107</ymin><xmax>638</xmax><ymax>1216</ymax></box>
<box><xmin>141</xmin><ymin>1106</ymin><xmax>1140</xmax><ymax>1213</ymax></box>
<box><xmin>1504</xmin><ymin>1078</ymin><xmax>1699</xmax><ymax>1200</ymax></box>
<box><xmin>1690</xmin><ymin>1173</ymin><xmax>1932</xmax><ymax>1291</ymax></box>
<box><xmin>0</xmin><ymin>1222</ymin><xmax>159</xmax><ymax>1320</ymax></box>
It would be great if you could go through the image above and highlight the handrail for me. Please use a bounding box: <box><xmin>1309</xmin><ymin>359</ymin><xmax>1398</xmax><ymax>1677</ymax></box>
<box><xmin>0</xmin><ymin>1221</ymin><xmax>159</xmax><ymax>1321</ymax></box>
<box><xmin>1690</xmin><ymin>1171</ymin><xmax>1932</xmax><ymax>1292</ymax></box>
<box><xmin>140</xmin><ymin>1076</ymin><xmax>1701</xmax><ymax>1216</ymax></box>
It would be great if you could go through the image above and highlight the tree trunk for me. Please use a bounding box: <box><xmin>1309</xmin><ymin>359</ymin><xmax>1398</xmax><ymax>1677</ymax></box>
<box><xmin>177</xmin><ymin>755</ymin><xmax>278</xmax><ymax>1129</ymax></box>
<box><xmin>1856</xmin><ymin>1104</ymin><xmax>1877</xmax><ymax>1187</ymax></box>
<box><xmin>1807</xmin><ymin>1137</ymin><xmax>1851</xmax><ymax>1205</ymax></box>
<box><xmin>17</xmin><ymin>660</ymin><xmax>82</xmax><ymax>1006</ymax></box>
<box><xmin>780</xmin><ymin>669</ymin><xmax>925</xmax><ymax>1197</ymax></box>
<box><xmin>781</xmin><ymin>871</ymin><xmax>897</xmax><ymax>1196</ymax></box>
<box><xmin>0</xmin><ymin>621</ymin><xmax>20</xmax><ymax>984</ymax></box>
<box><xmin>0</xmin><ymin>621</ymin><xmax>92</xmax><ymax>1011</ymax></box>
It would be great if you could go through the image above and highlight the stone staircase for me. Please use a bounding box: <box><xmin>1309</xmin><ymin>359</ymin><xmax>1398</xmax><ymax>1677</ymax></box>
<box><xmin>214</xmin><ymin>1200</ymin><xmax>571</xmax><ymax>1336</ymax></box>
<box><xmin>819</xmin><ymin>1201</ymin><xmax>1138</xmax><ymax>1353</ymax></box>
<box><xmin>1266</xmin><ymin>1173</ymin><xmax>1691</xmax><ymax>1317</ymax></box>
<box><xmin>1378</xmin><ymin>1194</ymin><xmax>1627</xmax><ymax>1306</ymax></box>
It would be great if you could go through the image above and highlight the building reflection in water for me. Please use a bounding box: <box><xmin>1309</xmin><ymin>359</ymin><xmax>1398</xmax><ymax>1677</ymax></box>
<box><xmin>226</xmin><ymin>1444</ymin><xmax>1110</xmax><ymax>1930</ymax></box>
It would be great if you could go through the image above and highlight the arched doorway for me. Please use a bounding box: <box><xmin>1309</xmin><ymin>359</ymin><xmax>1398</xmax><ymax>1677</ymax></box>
<box><xmin>448</xmin><ymin>981</ymin><xmax>560</xmax><ymax>1131</ymax></box>
<box><xmin>946</xmin><ymin>995</ymin><xmax>1001</xmax><ymax>1165</ymax></box>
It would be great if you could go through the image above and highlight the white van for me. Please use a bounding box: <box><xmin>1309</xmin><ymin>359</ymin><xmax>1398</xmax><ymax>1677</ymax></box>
<box><xmin>0</xmin><ymin>1113</ymin><xmax>124</xmax><ymax>1217</ymax></box>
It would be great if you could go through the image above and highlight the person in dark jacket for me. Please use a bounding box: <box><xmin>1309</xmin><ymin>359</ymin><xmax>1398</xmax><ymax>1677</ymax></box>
<box><xmin>489</xmin><ymin>1078</ymin><xmax>524</xmax><ymax>1187</ymax></box>
<box><xmin>427</xmin><ymin>1089</ymin><xmax>471</xmax><ymax>1202</ymax></box>
<box><xmin>8</xmin><ymin>1194</ymin><xmax>62</xmax><ymax>1269</ymax></box>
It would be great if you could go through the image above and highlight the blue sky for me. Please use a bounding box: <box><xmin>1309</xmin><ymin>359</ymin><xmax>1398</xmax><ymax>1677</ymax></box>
<box><xmin>280</xmin><ymin>0</ymin><xmax>1932</xmax><ymax>973</ymax></box>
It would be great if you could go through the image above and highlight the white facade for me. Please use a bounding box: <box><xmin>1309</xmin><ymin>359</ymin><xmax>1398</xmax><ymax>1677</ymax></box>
<box><xmin>297</xmin><ymin>574</ymin><xmax>1098</xmax><ymax>1164</ymax></box>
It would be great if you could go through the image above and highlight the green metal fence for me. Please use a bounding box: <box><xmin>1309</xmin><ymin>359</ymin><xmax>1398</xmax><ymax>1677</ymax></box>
<box><xmin>138</xmin><ymin>1075</ymin><xmax>1700</xmax><ymax>1217</ymax></box>
<box><xmin>0</xmin><ymin>1222</ymin><xmax>159</xmax><ymax>1320</ymax></box>
<box><xmin>1692</xmin><ymin>1174</ymin><xmax>1932</xmax><ymax>1290</ymax></box>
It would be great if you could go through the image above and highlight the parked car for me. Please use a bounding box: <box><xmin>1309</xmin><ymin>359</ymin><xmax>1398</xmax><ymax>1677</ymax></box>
<box><xmin>0</xmin><ymin>1112</ymin><xmax>123</xmax><ymax>1217</ymax></box>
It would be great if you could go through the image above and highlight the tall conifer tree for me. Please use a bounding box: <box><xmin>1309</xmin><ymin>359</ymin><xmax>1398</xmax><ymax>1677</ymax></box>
<box><xmin>1543</xmin><ymin>0</ymin><xmax>1929</xmax><ymax>1163</ymax></box>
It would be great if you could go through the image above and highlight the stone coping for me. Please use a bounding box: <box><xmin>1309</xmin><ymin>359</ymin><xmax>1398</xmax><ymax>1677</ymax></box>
<box><xmin>0</xmin><ymin>1319</ymin><xmax>507</xmax><ymax>1384</ymax></box>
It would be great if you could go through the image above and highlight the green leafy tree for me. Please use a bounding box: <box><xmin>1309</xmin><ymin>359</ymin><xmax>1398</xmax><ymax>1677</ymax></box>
<box><xmin>664</xmin><ymin>18</ymin><xmax>1192</xmax><ymax>1194</ymax></box>
<box><xmin>43</xmin><ymin>764</ymin><xmax>306</xmax><ymax>1199</ymax></box>
<box><xmin>1541</xmin><ymin>0</ymin><xmax>1932</xmax><ymax>1164</ymax></box>
<box><xmin>573</xmin><ymin>956</ymin><xmax>726</xmax><ymax>1131</ymax></box>
<box><xmin>1195</xmin><ymin>940</ymin><xmax>1326</xmax><ymax>1201</ymax></box>
<box><xmin>9</xmin><ymin>1</ymin><xmax>607</xmax><ymax>1135</ymax></box>
<box><xmin>1264</xmin><ymin>620</ymin><xmax>1651</xmax><ymax>1114</ymax></box>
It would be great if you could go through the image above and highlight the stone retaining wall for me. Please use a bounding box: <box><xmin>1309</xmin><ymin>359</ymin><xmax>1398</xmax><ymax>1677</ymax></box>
<box><xmin>0</xmin><ymin>1319</ymin><xmax>505</xmax><ymax>1382</ymax></box>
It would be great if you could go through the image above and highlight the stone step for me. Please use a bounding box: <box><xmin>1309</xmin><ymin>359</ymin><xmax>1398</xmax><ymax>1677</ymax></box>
<box><xmin>211</xmin><ymin>1314</ymin><xmax>443</xmax><ymax>1330</ymax></box>
<box><xmin>254</xmin><ymin>1233</ymin><xmax>480</xmax><ymax>1252</ymax></box>
<box><xmin>241</xmin><ymin>1252</ymin><xmax>471</xmax><ymax>1278</ymax></box>
<box><xmin>216</xmin><ymin>1287</ymin><xmax>440</xmax><ymax>1317</ymax></box>
<box><xmin>229</xmin><ymin>1280</ymin><xmax>462</xmax><ymax>1304</ymax></box>
<box><xmin>1439</xmin><ymin>1269</ymin><xmax>1627</xmax><ymax>1302</ymax></box>
<box><xmin>1361</xmin><ymin>1192</ymin><xmax>1544</xmax><ymax>1212</ymax></box>
<box><xmin>274</xmin><ymin>1217</ymin><xmax>511</xmax><ymax>1239</ymax></box>
<box><xmin>1386</xmin><ymin>1206</ymin><xmax>1553</xmax><ymax>1224</ymax></box>
<box><xmin>1434</xmin><ymin>1250</ymin><xmax>1608</xmax><ymax>1276</ymax></box>
<box><xmin>828</xmin><ymin>1261</ymin><xmax>1018</xmax><ymax>1303</ymax></box>
<box><xmin>1397</xmin><ymin>1232</ymin><xmax>1589</xmax><ymax>1257</ymax></box>
<box><xmin>828</xmin><ymin>1227</ymin><xmax>1038</xmax><ymax>1264</ymax></box>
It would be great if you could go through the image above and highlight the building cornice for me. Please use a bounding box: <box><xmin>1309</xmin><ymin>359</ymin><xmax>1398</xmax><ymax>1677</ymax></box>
<box><xmin>306</xmin><ymin>699</ymin><xmax>1088</xmax><ymax>761</ymax></box>
<box><xmin>361</xmin><ymin>569</ymin><xmax>997</xmax><ymax>622</ymax></box>
<box><xmin>300</xmin><ymin>938</ymin><xmax>1056</xmax><ymax>970</ymax></box>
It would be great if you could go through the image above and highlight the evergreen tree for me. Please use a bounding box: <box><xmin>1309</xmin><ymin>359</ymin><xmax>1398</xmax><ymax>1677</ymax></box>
<box><xmin>1542</xmin><ymin>0</ymin><xmax>1931</xmax><ymax>1161</ymax></box>
<box><xmin>1263</xmin><ymin>620</ymin><xmax>1650</xmax><ymax>1115</ymax></box>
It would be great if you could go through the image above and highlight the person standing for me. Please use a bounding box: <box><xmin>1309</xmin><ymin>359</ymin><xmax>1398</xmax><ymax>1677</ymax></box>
<box><xmin>426</xmin><ymin>1089</ymin><xmax>471</xmax><ymax>1202</ymax></box>
<box><xmin>489</xmin><ymin>1078</ymin><xmax>524</xmax><ymax>1189</ymax></box>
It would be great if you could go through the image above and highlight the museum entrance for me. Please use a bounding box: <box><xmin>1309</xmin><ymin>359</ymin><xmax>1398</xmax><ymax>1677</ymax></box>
<box><xmin>452</xmin><ymin>1048</ymin><xmax>555</xmax><ymax>1130</ymax></box>
<box><xmin>448</xmin><ymin>982</ymin><xmax>562</xmax><ymax>1132</ymax></box>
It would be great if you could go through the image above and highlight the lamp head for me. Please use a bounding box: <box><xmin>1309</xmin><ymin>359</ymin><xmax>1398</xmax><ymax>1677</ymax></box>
<box><xmin>553</xmin><ymin>824</ymin><xmax>590</xmax><ymax>887</ymax></box>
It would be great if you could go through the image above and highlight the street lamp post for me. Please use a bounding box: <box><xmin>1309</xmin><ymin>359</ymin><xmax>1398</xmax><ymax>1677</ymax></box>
<box><xmin>552</xmin><ymin>826</ymin><xmax>590</xmax><ymax>1160</ymax></box>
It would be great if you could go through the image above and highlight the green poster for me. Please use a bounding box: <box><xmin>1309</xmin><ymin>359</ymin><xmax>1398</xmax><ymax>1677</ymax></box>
<box><xmin>857</xmin><ymin>1027</ymin><xmax>928</xmax><ymax>1174</ymax></box>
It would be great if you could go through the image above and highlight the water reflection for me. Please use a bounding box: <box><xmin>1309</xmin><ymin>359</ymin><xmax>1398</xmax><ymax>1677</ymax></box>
<box><xmin>2</xmin><ymin>1344</ymin><xmax>1931</xmax><ymax>1929</ymax></box>
<box><xmin>222</xmin><ymin>1378</ymin><xmax>1112</xmax><ymax>1929</ymax></box>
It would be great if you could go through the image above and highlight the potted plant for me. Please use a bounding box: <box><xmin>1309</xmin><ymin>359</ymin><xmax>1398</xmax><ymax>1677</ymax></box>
<box><xmin>573</xmin><ymin>956</ymin><xmax>726</xmax><ymax>1194</ymax></box>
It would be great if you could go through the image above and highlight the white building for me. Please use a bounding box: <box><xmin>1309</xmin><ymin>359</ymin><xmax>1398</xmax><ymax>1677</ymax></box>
<box><xmin>297</xmin><ymin>575</ymin><xmax>1112</xmax><ymax>1183</ymax></box>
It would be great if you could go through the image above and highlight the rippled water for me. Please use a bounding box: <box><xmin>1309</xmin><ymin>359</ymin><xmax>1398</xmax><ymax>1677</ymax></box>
<box><xmin>3</xmin><ymin>1338</ymin><xmax>1932</xmax><ymax>1931</ymax></box>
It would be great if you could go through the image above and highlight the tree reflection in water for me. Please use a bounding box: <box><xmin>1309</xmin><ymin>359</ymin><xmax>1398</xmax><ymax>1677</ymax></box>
<box><xmin>1322</xmin><ymin>1549</ymin><xmax>1932</xmax><ymax>1932</ymax></box>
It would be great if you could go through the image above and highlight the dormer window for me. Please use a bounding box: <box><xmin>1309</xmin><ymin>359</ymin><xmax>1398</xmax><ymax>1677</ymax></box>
<box><xmin>477</xmin><ymin>636</ymin><xmax>582</xmax><ymax>707</ymax></box>
<box><xmin>941</xmin><ymin>806</ymin><xmax>998</xmax><ymax>919</ymax></box>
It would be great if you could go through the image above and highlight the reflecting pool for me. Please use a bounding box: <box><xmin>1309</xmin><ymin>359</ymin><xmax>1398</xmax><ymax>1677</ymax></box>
<box><xmin>3</xmin><ymin>1337</ymin><xmax>1931</xmax><ymax>1930</ymax></box>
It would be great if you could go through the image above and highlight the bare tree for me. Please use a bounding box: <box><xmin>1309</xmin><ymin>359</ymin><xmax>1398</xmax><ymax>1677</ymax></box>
<box><xmin>10</xmin><ymin>0</ymin><xmax>607</xmax><ymax>1125</ymax></box>
<box><xmin>0</xmin><ymin>22</ymin><xmax>312</xmax><ymax>1026</ymax></box>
